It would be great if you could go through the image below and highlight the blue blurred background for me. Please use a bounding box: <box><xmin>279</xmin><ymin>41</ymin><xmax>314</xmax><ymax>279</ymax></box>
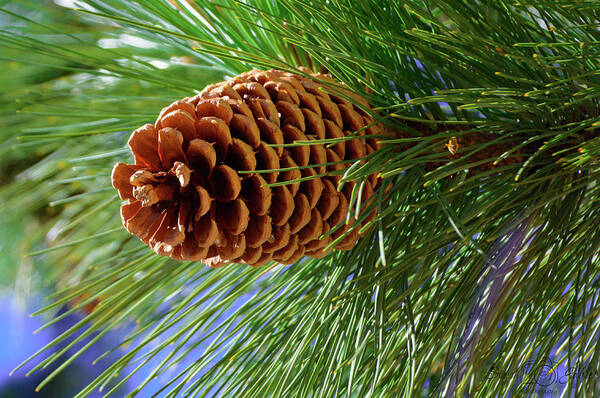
<box><xmin>0</xmin><ymin>294</ymin><xmax>108</xmax><ymax>398</ymax></box>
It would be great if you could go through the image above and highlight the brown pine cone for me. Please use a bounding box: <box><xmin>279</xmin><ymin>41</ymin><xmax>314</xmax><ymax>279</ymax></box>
<box><xmin>112</xmin><ymin>69</ymin><xmax>383</xmax><ymax>267</ymax></box>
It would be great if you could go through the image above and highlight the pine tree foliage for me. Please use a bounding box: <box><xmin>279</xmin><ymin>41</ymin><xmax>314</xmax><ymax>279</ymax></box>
<box><xmin>1</xmin><ymin>0</ymin><xmax>600</xmax><ymax>396</ymax></box>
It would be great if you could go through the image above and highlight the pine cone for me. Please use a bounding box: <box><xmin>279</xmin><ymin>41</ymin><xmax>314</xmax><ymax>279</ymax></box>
<box><xmin>112</xmin><ymin>69</ymin><xmax>382</xmax><ymax>267</ymax></box>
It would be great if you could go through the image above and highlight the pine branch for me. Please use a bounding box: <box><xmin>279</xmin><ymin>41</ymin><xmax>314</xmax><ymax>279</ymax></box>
<box><xmin>1</xmin><ymin>0</ymin><xmax>600</xmax><ymax>397</ymax></box>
